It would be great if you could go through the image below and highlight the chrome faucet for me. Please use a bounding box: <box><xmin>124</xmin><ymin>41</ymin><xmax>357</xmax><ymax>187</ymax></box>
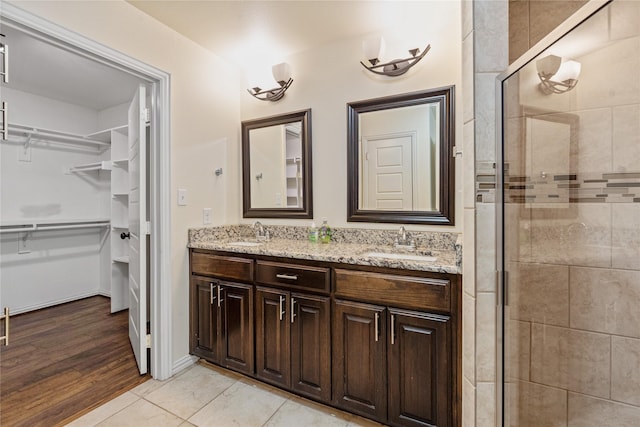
<box><xmin>253</xmin><ymin>221</ymin><xmax>269</xmax><ymax>241</ymax></box>
<box><xmin>395</xmin><ymin>226</ymin><xmax>415</xmax><ymax>251</ymax></box>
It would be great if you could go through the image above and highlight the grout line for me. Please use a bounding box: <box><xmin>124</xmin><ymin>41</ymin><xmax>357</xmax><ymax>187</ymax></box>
<box><xmin>260</xmin><ymin>397</ymin><xmax>291</xmax><ymax>427</ymax></box>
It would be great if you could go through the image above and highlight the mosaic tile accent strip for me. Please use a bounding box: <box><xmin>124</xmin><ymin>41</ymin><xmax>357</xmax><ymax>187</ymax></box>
<box><xmin>504</xmin><ymin>171</ymin><xmax>640</xmax><ymax>204</ymax></box>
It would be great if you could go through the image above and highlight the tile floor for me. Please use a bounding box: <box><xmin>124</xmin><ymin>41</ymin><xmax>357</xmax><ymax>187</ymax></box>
<box><xmin>66</xmin><ymin>361</ymin><xmax>386</xmax><ymax>426</ymax></box>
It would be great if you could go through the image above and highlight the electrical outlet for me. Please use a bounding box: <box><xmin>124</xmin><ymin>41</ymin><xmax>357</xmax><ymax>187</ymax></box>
<box><xmin>177</xmin><ymin>189</ymin><xmax>187</xmax><ymax>206</ymax></box>
<box><xmin>203</xmin><ymin>208</ymin><xmax>212</xmax><ymax>225</ymax></box>
<box><xmin>275</xmin><ymin>192</ymin><xmax>282</xmax><ymax>207</ymax></box>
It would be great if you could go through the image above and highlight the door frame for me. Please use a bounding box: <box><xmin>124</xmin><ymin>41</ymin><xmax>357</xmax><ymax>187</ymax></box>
<box><xmin>1</xmin><ymin>3</ymin><xmax>173</xmax><ymax>380</ymax></box>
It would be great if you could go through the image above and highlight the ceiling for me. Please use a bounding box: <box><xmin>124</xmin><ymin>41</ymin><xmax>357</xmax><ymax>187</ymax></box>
<box><xmin>0</xmin><ymin>24</ymin><xmax>144</xmax><ymax>111</ymax></box>
<box><xmin>0</xmin><ymin>1</ymin><xmax>438</xmax><ymax>111</ymax></box>
<box><xmin>127</xmin><ymin>1</ymin><xmax>437</xmax><ymax>68</ymax></box>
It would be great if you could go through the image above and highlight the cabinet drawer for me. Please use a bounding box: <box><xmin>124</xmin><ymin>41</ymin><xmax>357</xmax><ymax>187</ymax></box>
<box><xmin>334</xmin><ymin>268</ymin><xmax>450</xmax><ymax>313</ymax></box>
<box><xmin>191</xmin><ymin>252</ymin><xmax>254</xmax><ymax>282</ymax></box>
<box><xmin>256</xmin><ymin>260</ymin><xmax>330</xmax><ymax>294</ymax></box>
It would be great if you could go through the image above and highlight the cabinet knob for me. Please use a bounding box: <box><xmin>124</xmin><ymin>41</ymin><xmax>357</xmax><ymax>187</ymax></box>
<box><xmin>374</xmin><ymin>312</ymin><xmax>379</xmax><ymax>342</ymax></box>
<box><xmin>210</xmin><ymin>282</ymin><xmax>217</xmax><ymax>305</ymax></box>
<box><xmin>290</xmin><ymin>298</ymin><xmax>297</xmax><ymax>323</ymax></box>
<box><xmin>390</xmin><ymin>314</ymin><xmax>395</xmax><ymax>345</ymax></box>
<box><xmin>120</xmin><ymin>232</ymin><xmax>130</xmax><ymax>240</ymax></box>
<box><xmin>279</xmin><ymin>295</ymin><xmax>285</xmax><ymax>321</ymax></box>
<box><xmin>217</xmin><ymin>285</ymin><xmax>223</xmax><ymax>308</ymax></box>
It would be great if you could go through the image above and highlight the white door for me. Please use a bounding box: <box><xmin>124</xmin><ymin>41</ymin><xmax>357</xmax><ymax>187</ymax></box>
<box><xmin>128</xmin><ymin>85</ymin><xmax>147</xmax><ymax>375</ymax></box>
<box><xmin>362</xmin><ymin>135</ymin><xmax>415</xmax><ymax>210</ymax></box>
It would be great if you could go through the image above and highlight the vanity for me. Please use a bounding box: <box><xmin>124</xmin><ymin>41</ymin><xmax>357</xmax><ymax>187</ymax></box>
<box><xmin>188</xmin><ymin>225</ymin><xmax>462</xmax><ymax>427</ymax></box>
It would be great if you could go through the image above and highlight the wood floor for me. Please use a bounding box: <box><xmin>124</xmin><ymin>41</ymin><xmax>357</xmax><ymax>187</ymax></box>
<box><xmin>0</xmin><ymin>296</ymin><xmax>149</xmax><ymax>427</ymax></box>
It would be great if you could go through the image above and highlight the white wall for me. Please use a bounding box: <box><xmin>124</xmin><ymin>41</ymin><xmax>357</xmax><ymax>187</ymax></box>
<box><xmin>7</xmin><ymin>0</ymin><xmax>242</xmax><ymax>368</ymax></box>
<box><xmin>240</xmin><ymin>0</ymin><xmax>463</xmax><ymax>232</ymax></box>
<box><xmin>8</xmin><ymin>0</ymin><xmax>462</xmax><ymax>372</ymax></box>
<box><xmin>1</xmin><ymin>87</ymin><xmax>109</xmax><ymax>222</ymax></box>
<box><xmin>0</xmin><ymin>87</ymin><xmax>110</xmax><ymax>313</ymax></box>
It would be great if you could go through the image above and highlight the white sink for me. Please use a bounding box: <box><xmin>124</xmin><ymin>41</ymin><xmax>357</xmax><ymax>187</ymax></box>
<box><xmin>228</xmin><ymin>241</ymin><xmax>264</xmax><ymax>247</ymax></box>
<box><xmin>364</xmin><ymin>252</ymin><xmax>436</xmax><ymax>262</ymax></box>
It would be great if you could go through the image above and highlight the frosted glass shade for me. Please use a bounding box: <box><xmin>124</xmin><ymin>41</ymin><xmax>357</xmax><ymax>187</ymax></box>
<box><xmin>550</xmin><ymin>60</ymin><xmax>581</xmax><ymax>83</ymax></box>
<box><xmin>537</xmin><ymin>55</ymin><xmax>581</xmax><ymax>83</ymax></box>
<box><xmin>271</xmin><ymin>62</ymin><xmax>292</xmax><ymax>85</ymax></box>
<box><xmin>363</xmin><ymin>36</ymin><xmax>385</xmax><ymax>61</ymax></box>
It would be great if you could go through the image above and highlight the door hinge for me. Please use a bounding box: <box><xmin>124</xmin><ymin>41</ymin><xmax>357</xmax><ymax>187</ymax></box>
<box><xmin>145</xmin><ymin>221</ymin><xmax>151</xmax><ymax>236</ymax></box>
<box><xmin>143</xmin><ymin>108</ymin><xmax>150</xmax><ymax>124</ymax></box>
<box><xmin>146</xmin><ymin>333</ymin><xmax>151</xmax><ymax>349</ymax></box>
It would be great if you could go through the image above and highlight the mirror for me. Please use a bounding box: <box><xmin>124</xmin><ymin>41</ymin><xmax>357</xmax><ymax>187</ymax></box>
<box><xmin>521</xmin><ymin>107</ymin><xmax>579</xmax><ymax>210</ymax></box>
<box><xmin>242</xmin><ymin>109</ymin><xmax>313</xmax><ymax>218</ymax></box>
<box><xmin>347</xmin><ymin>87</ymin><xmax>455</xmax><ymax>225</ymax></box>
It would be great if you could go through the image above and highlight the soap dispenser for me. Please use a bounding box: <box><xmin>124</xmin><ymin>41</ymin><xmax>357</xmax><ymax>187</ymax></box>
<box><xmin>319</xmin><ymin>218</ymin><xmax>331</xmax><ymax>244</ymax></box>
<box><xmin>308</xmin><ymin>221</ymin><xmax>318</xmax><ymax>243</ymax></box>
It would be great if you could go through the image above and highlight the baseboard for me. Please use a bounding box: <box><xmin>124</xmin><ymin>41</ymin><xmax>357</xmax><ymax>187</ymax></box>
<box><xmin>172</xmin><ymin>354</ymin><xmax>198</xmax><ymax>376</ymax></box>
<box><xmin>9</xmin><ymin>291</ymin><xmax>104</xmax><ymax>315</ymax></box>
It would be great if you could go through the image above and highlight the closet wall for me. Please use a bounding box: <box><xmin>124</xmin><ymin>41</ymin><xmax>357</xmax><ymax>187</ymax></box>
<box><xmin>0</xmin><ymin>86</ymin><xmax>121</xmax><ymax>314</ymax></box>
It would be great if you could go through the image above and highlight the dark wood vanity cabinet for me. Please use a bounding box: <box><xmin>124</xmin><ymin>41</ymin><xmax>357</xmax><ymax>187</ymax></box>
<box><xmin>189</xmin><ymin>251</ymin><xmax>254</xmax><ymax>375</ymax></box>
<box><xmin>333</xmin><ymin>268</ymin><xmax>457</xmax><ymax>427</ymax></box>
<box><xmin>256</xmin><ymin>288</ymin><xmax>331</xmax><ymax>401</ymax></box>
<box><xmin>332</xmin><ymin>299</ymin><xmax>388</xmax><ymax>420</ymax></box>
<box><xmin>190</xmin><ymin>276</ymin><xmax>220</xmax><ymax>362</ymax></box>
<box><xmin>255</xmin><ymin>260</ymin><xmax>331</xmax><ymax>402</ymax></box>
<box><xmin>189</xmin><ymin>248</ymin><xmax>460</xmax><ymax>427</ymax></box>
<box><xmin>190</xmin><ymin>276</ymin><xmax>254</xmax><ymax>375</ymax></box>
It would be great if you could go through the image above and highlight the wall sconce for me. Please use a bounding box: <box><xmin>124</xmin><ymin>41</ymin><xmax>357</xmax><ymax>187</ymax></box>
<box><xmin>360</xmin><ymin>36</ymin><xmax>430</xmax><ymax>77</ymax></box>
<box><xmin>536</xmin><ymin>55</ymin><xmax>581</xmax><ymax>94</ymax></box>
<box><xmin>247</xmin><ymin>62</ymin><xmax>293</xmax><ymax>102</ymax></box>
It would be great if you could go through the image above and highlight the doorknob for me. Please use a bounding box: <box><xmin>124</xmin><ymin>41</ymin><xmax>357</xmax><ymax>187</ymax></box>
<box><xmin>120</xmin><ymin>232</ymin><xmax>130</xmax><ymax>239</ymax></box>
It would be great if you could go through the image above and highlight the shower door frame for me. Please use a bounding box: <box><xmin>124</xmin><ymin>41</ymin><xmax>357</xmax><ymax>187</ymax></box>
<box><xmin>495</xmin><ymin>1</ymin><xmax>613</xmax><ymax>425</ymax></box>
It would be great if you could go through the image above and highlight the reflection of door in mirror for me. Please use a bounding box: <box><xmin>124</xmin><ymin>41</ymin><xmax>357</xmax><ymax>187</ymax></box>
<box><xmin>524</xmin><ymin>112</ymin><xmax>576</xmax><ymax>207</ymax></box>
<box><xmin>285</xmin><ymin>122</ymin><xmax>303</xmax><ymax>208</ymax></box>
<box><xmin>358</xmin><ymin>104</ymin><xmax>439</xmax><ymax>211</ymax></box>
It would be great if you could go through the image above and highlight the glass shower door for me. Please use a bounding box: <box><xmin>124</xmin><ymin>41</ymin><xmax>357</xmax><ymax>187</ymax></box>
<box><xmin>501</xmin><ymin>1</ymin><xmax>640</xmax><ymax>425</ymax></box>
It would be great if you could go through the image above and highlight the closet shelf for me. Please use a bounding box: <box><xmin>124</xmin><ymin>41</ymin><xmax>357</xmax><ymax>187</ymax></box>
<box><xmin>112</xmin><ymin>256</ymin><xmax>130</xmax><ymax>264</ymax></box>
<box><xmin>0</xmin><ymin>219</ymin><xmax>110</xmax><ymax>234</ymax></box>
<box><xmin>7</xmin><ymin>123</ymin><xmax>111</xmax><ymax>148</ymax></box>
<box><xmin>68</xmin><ymin>161</ymin><xmax>112</xmax><ymax>173</ymax></box>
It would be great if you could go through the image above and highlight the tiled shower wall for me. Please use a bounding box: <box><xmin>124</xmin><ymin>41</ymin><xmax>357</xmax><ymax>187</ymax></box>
<box><xmin>508</xmin><ymin>0</ymin><xmax>588</xmax><ymax>65</ymax></box>
<box><xmin>461</xmin><ymin>1</ymin><xmax>507</xmax><ymax>426</ymax></box>
<box><xmin>504</xmin><ymin>1</ymin><xmax>640</xmax><ymax>425</ymax></box>
<box><xmin>463</xmin><ymin>1</ymin><xmax>635</xmax><ymax>426</ymax></box>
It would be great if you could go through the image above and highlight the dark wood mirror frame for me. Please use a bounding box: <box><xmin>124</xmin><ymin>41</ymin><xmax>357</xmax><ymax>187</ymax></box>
<box><xmin>347</xmin><ymin>86</ymin><xmax>455</xmax><ymax>225</ymax></box>
<box><xmin>242</xmin><ymin>109</ymin><xmax>313</xmax><ymax>219</ymax></box>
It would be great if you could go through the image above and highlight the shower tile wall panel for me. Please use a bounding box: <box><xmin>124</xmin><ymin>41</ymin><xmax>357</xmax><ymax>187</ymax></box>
<box><xmin>505</xmin><ymin>1</ymin><xmax>640</xmax><ymax>425</ymax></box>
<box><xmin>509</xmin><ymin>381</ymin><xmax>568</xmax><ymax>427</ymax></box>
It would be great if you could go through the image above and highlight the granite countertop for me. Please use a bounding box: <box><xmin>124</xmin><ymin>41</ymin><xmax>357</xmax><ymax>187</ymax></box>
<box><xmin>188</xmin><ymin>225</ymin><xmax>461</xmax><ymax>275</ymax></box>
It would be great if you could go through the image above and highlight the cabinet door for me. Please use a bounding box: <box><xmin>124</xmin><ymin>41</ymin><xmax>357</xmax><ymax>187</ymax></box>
<box><xmin>387</xmin><ymin>309</ymin><xmax>451</xmax><ymax>427</ymax></box>
<box><xmin>255</xmin><ymin>287</ymin><xmax>290</xmax><ymax>387</ymax></box>
<box><xmin>333</xmin><ymin>299</ymin><xmax>387</xmax><ymax>421</ymax></box>
<box><xmin>291</xmin><ymin>293</ymin><xmax>330</xmax><ymax>402</ymax></box>
<box><xmin>219</xmin><ymin>281</ymin><xmax>254</xmax><ymax>375</ymax></box>
<box><xmin>190</xmin><ymin>276</ymin><xmax>219</xmax><ymax>363</ymax></box>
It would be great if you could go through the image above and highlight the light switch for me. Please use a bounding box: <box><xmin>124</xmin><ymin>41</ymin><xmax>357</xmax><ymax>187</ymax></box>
<box><xmin>203</xmin><ymin>208</ymin><xmax>212</xmax><ymax>225</ymax></box>
<box><xmin>178</xmin><ymin>189</ymin><xmax>187</xmax><ymax>206</ymax></box>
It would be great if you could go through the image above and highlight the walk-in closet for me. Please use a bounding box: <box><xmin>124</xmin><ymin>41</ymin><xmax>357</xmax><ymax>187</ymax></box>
<box><xmin>0</xmin><ymin>21</ymin><xmax>151</xmax><ymax>369</ymax></box>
